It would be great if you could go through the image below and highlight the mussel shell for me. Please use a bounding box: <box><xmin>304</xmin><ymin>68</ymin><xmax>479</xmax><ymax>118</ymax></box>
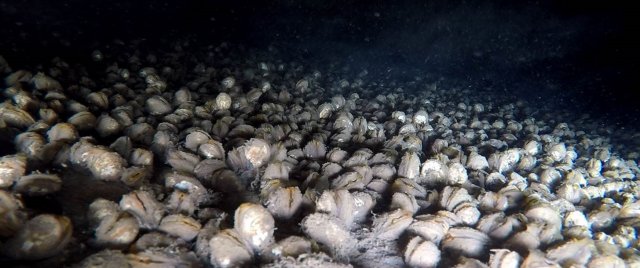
<box><xmin>13</xmin><ymin>173</ymin><xmax>62</xmax><ymax>195</ymax></box>
<box><xmin>2</xmin><ymin>214</ymin><xmax>72</xmax><ymax>260</ymax></box>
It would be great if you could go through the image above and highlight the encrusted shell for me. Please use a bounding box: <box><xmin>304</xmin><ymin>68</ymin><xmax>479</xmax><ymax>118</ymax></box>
<box><xmin>1</xmin><ymin>214</ymin><xmax>72</xmax><ymax>260</ymax></box>
<box><xmin>119</xmin><ymin>190</ymin><xmax>164</xmax><ymax>229</ymax></box>
<box><xmin>265</xmin><ymin>186</ymin><xmax>303</xmax><ymax>220</ymax></box>
<box><xmin>0</xmin><ymin>190</ymin><xmax>27</xmax><ymax>236</ymax></box>
<box><xmin>145</xmin><ymin>95</ymin><xmax>172</xmax><ymax>116</ymax></box>
<box><xmin>398</xmin><ymin>152</ymin><xmax>420</xmax><ymax>179</ymax></box>
<box><xmin>316</xmin><ymin>189</ymin><xmax>356</xmax><ymax>228</ymax></box>
<box><xmin>13</xmin><ymin>173</ymin><xmax>62</xmax><ymax>196</ymax></box>
<box><xmin>0</xmin><ymin>103</ymin><xmax>35</xmax><ymax>129</ymax></box>
<box><xmin>77</xmin><ymin>249</ymin><xmax>130</xmax><ymax>268</ymax></box>
<box><xmin>209</xmin><ymin>229</ymin><xmax>254</xmax><ymax>268</ymax></box>
<box><xmin>70</xmin><ymin>139</ymin><xmax>126</xmax><ymax>181</ymax></box>
<box><xmin>407</xmin><ymin>214</ymin><xmax>450</xmax><ymax>244</ymax></box>
<box><xmin>488</xmin><ymin>249</ymin><xmax>521</xmax><ymax>268</ymax></box>
<box><xmin>404</xmin><ymin>236</ymin><xmax>440</xmax><ymax>268</ymax></box>
<box><xmin>303</xmin><ymin>139</ymin><xmax>327</xmax><ymax>160</ymax></box>
<box><xmin>0</xmin><ymin>154</ymin><xmax>27</xmax><ymax>188</ymax></box>
<box><xmin>185</xmin><ymin>130</ymin><xmax>212</xmax><ymax>152</ymax></box>
<box><xmin>419</xmin><ymin>159</ymin><xmax>449</xmax><ymax>185</ymax></box>
<box><xmin>467</xmin><ymin>152</ymin><xmax>489</xmax><ymax>170</ymax></box>
<box><xmin>215</xmin><ymin>92</ymin><xmax>232</xmax><ymax>110</ymax></box>
<box><xmin>198</xmin><ymin>140</ymin><xmax>226</xmax><ymax>160</ymax></box>
<box><xmin>301</xmin><ymin>213</ymin><xmax>354</xmax><ymax>257</ymax></box>
<box><xmin>442</xmin><ymin>227</ymin><xmax>490</xmax><ymax>258</ymax></box>
<box><xmin>47</xmin><ymin>122</ymin><xmax>79</xmax><ymax>143</ymax></box>
<box><xmin>545</xmin><ymin>238</ymin><xmax>595</xmax><ymax>266</ymax></box>
<box><xmin>264</xmin><ymin>235</ymin><xmax>312</xmax><ymax>261</ymax></box>
<box><xmin>234</xmin><ymin>203</ymin><xmax>275</xmax><ymax>251</ymax></box>
<box><xmin>89</xmin><ymin>199</ymin><xmax>140</xmax><ymax>248</ymax></box>
<box><xmin>158</xmin><ymin>214</ymin><xmax>202</xmax><ymax>241</ymax></box>
<box><xmin>86</xmin><ymin>91</ymin><xmax>109</xmax><ymax>110</ymax></box>
<box><xmin>372</xmin><ymin>209</ymin><xmax>413</xmax><ymax>240</ymax></box>
<box><xmin>96</xmin><ymin>114</ymin><xmax>122</xmax><ymax>137</ymax></box>
<box><xmin>68</xmin><ymin>111</ymin><xmax>97</xmax><ymax>131</ymax></box>
<box><xmin>243</xmin><ymin>138</ymin><xmax>271</xmax><ymax>168</ymax></box>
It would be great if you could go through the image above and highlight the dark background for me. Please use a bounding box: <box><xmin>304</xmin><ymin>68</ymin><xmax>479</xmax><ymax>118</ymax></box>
<box><xmin>1</xmin><ymin>0</ymin><xmax>638</xmax><ymax>125</ymax></box>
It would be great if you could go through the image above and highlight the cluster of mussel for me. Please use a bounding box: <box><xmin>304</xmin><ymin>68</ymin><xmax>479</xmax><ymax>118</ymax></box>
<box><xmin>0</xmin><ymin>41</ymin><xmax>639</xmax><ymax>268</ymax></box>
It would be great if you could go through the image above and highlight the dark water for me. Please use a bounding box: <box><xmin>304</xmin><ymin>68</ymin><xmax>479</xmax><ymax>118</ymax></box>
<box><xmin>1</xmin><ymin>0</ymin><xmax>638</xmax><ymax>124</ymax></box>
